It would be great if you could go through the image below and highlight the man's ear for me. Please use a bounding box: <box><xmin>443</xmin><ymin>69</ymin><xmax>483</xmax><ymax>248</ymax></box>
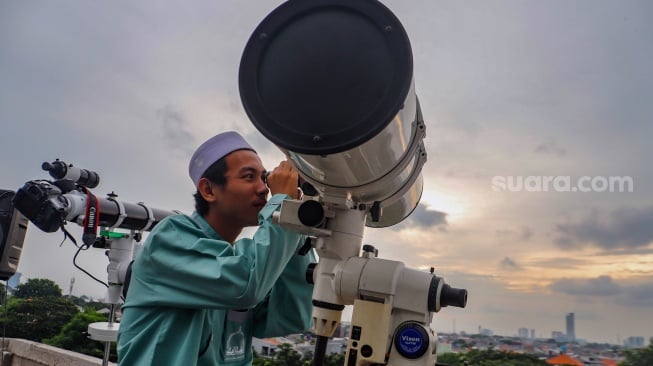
<box><xmin>197</xmin><ymin>178</ymin><xmax>220</xmax><ymax>203</ymax></box>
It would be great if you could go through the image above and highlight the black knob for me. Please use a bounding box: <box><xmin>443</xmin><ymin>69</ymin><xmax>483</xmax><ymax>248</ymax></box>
<box><xmin>370</xmin><ymin>201</ymin><xmax>382</xmax><ymax>222</ymax></box>
<box><xmin>306</xmin><ymin>262</ymin><xmax>317</xmax><ymax>284</ymax></box>
<box><xmin>300</xmin><ymin>181</ymin><xmax>319</xmax><ymax>196</ymax></box>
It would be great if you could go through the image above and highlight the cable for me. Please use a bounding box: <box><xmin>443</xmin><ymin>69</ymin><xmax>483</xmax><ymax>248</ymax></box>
<box><xmin>2</xmin><ymin>281</ymin><xmax>8</xmax><ymax>352</ymax></box>
<box><xmin>73</xmin><ymin>244</ymin><xmax>109</xmax><ymax>289</ymax></box>
<box><xmin>60</xmin><ymin>224</ymin><xmax>80</xmax><ymax>248</ymax></box>
<box><xmin>58</xmin><ymin>223</ymin><xmax>108</xmax><ymax>288</ymax></box>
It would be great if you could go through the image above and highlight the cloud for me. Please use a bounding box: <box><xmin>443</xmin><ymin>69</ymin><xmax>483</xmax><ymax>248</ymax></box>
<box><xmin>157</xmin><ymin>105</ymin><xmax>197</xmax><ymax>157</ymax></box>
<box><xmin>530</xmin><ymin>257</ymin><xmax>589</xmax><ymax>270</ymax></box>
<box><xmin>500</xmin><ymin>256</ymin><xmax>522</xmax><ymax>271</ymax></box>
<box><xmin>549</xmin><ymin>275</ymin><xmax>653</xmax><ymax>308</ymax></box>
<box><xmin>549</xmin><ymin>275</ymin><xmax>623</xmax><ymax>297</ymax></box>
<box><xmin>534</xmin><ymin>138</ymin><xmax>567</xmax><ymax>157</ymax></box>
<box><xmin>620</xmin><ymin>282</ymin><xmax>653</xmax><ymax>307</ymax></box>
<box><xmin>395</xmin><ymin>203</ymin><xmax>448</xmax><ymax>231</ymax></box>
<box><xmin>496</xmin><ymin>226</ymin><xmax>533</xmax><ymax>242</ymax></box>
<box><xmin>554</xmin><ymin>207</ymin><xmax>653</xmax><ymax>251</ymax></box>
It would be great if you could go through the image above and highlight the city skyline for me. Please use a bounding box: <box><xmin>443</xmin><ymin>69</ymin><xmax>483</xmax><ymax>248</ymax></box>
<box><xmin>2</xmin><ymin>0</ymin><xmax>652</xmax><ymax>344</ymax></box>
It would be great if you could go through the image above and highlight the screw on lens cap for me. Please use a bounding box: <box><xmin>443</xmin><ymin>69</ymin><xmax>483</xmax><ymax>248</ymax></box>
<box><xmin>393</xmin><ymin>322</ymin><xmax>429</xmax><ymax>359</ymax></box>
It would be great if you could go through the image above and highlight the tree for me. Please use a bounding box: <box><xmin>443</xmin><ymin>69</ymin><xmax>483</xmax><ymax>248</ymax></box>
<box><xmin>68</xmin><ymin>294</ymin><xmax>110</xmax><ymax>311</ymax></box>
<box><xmin>273</xmin><ymin>343</ymin><xmax>303</xmax><ymax>366</ymax></box>
<box><xmin>13</xmin><ymin>278</ymin><xmax>62</xmax><ymax>298</ymax></box>
<box><xmin>1</xmin><ymin>296</ymin><xmax>78</xmax><ymax>342</ymax></box>
<box><xmin>437</xmin><ymin>352</ymin><xmax>460</xmax><ymax>365</ymax></box>
<box><xmin>433</xmin><ymin>349</ymin><xmax>548</xmax><ymax>366</ymax></box>
<box><xmin>323</xmin><ymin>352</ymin><xmax>345</xmax><ymax>366</ymax></box>
<box><xmin>44</xmin><ymin>308</ymin><xmax>117</xmax><ymax>362</ymax></box>
<box><xmin>621</xmin><ymin>341</ymin><xmax>653</xmax><ymax>366</ymax></box>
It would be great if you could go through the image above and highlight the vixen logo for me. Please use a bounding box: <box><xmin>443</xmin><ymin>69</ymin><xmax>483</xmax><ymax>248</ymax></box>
<box><xmin>401</xmin><ymin>335</ymin><xmax>421</xmax><ymax>344</ymax></box>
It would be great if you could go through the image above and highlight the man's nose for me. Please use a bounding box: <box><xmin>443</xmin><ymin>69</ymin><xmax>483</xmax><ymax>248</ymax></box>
<box><xmin>258</xmin><ymin>176</ymin><xmax>270</xmax><ymax>194</ymax></box>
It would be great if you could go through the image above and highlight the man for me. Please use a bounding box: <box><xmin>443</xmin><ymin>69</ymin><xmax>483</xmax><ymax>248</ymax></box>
<box><xmin>117</xmin><ymin>131</ymin><xmax>314</xmax><ymax>365</ymax></box>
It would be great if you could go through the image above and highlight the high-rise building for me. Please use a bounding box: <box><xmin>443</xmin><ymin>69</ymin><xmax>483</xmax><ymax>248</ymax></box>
<box><xmin>530</xmin><ymin>329</ymin><xmax>535</xmax><ymax>339</ymax></box>
<box><xmin>566</xmin><ymin>313</ymin><xmax>575</xmax><ymax>341</ymax></box>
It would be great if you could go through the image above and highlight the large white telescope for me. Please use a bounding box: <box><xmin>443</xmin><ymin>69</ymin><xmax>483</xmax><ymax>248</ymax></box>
<box><xmin>239</xmin><ymin>1</ymin><xmax>467</xmax><ymax>365</ymax></box>
<box><xmin>239</xmin><ymin>0</ymin><xmax>424</xmax><ymax>228</ymax></box>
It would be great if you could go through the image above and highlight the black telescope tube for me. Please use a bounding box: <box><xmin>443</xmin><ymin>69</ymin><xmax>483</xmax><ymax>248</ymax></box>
<box><xmin>95</xmin><ymin>197</ymin><xmax>177</xmax><ymax>231</ymax></box>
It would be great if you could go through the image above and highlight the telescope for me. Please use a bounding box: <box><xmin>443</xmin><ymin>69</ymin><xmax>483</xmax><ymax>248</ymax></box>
<box><xmin>239</xmin><ymin>0</ymin><xmax>467</xmax><ymax>365</ymax></box>
<box><xmin>3</xmin><ymin>160</ymin><xmax>178</xmax><ymax>366</ymax></box>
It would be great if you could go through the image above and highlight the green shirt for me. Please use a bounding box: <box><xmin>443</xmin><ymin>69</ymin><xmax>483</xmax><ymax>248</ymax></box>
<box><xmin>117</xmin><ymin>194</ymin><xmax>314</xmax><ymax>365</ymax></box>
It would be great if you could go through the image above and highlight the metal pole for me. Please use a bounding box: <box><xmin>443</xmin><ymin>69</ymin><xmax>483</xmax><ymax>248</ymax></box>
<box><xmin>102</xmin><ymin>304</ymin><xmax>116</xmax><ymax>366</ymax></box>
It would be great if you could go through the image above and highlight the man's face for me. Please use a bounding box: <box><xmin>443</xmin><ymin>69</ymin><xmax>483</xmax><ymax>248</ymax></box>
<box><xmin>212</xmin><ymin>150</ymin><xmax>269</xmax><ymax>228</ymax></box>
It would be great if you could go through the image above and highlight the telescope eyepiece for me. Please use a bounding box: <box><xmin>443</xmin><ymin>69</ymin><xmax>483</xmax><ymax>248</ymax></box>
<box><xmin>297</xmin><ymin>200</ymin><xmax>325</xmax><ymax>227</ymax></box>
<box><xmin>42</xmin><ymin>160</ymin><xmax>67</xmax><ymax>179</ymax></box>
<box><xmin>428</xmin><ymin>277</ymin><xmax>468</xmax><ymax>311</ymax></box>
<box><xmin>440</xmin><ymin>284</ymin><xmax>467</xmax><ymax>309</ymax></box>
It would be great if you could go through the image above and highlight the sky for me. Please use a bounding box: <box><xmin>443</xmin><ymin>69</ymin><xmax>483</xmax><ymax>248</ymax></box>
<box><xmin>2</xmin><ymin>1</ymin><xmax>652</xmax><ymax>344</ymax></box>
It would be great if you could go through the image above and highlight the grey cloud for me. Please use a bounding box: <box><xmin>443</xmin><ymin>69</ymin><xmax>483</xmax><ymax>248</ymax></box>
<box><xmin>550</xmin><ymin>276</ymin><xmax>653</xmax><ymax>308</ymax></box>
<box><xmin>500</xmin><ymin>256</ymin><xmax>522</xmax><ymax>271</ymax></box>
<box><xmin>534</xmin><ymin>138</ymin><xmax>567</xmax><ymax>157</ymax></box>
<box><xmin>549</xmin><ymin>275</ymin><xmax>623</xmax><ymax>297</ymax></box>
<box><xmin>157</xmin><ymin>105</ymin><xmax>197</xmax><ymax>157</ymax></box>
<box><xmin>620</xmin><ymin>283</ymin><xmax>653</xmax><ymax>307</ymax></box>
<box><xmin>554</xmin><ymin>207</ymin><xmax>653</xmax><ymax>251</ymax></box>
<box><xmin>396</xmin><ymin>203</ymin><xmax>448</xmax><ymax>231</ymax></box>
<box><xmin>530</xmin><ymin>257</ymin><xmax>588</xmax><ymax>270</ymax></box>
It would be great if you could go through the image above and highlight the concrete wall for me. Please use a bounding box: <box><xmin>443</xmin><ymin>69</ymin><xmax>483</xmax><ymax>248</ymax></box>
<box><xmin>1</xmin><ymin>339</ymin><xmax>115</xmax><ymax>366</ymax></box>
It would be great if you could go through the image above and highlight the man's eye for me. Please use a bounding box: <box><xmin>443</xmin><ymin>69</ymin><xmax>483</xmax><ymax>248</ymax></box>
<box><xmin>243</xmin><ymin>174</ymin><xmax>255</xmax><ymax>180</ymax></box>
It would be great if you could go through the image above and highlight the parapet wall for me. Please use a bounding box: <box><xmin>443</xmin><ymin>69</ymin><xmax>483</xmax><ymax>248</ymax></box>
<box><xmin>1</xmin><ymin>339</ymin><xmax>114</xmax><ymax>366</ymax></box>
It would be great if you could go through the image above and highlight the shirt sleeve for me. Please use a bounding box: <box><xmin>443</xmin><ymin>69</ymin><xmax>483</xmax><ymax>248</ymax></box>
<box><xmin>125</xmin><ymin>194</ymin><xmax>303</xmax><ymax>310</ymax></box>
<box><xmin>252</xmin><ymin>248</ymin><xmax>315</xmax><ymax>338</ymax></box>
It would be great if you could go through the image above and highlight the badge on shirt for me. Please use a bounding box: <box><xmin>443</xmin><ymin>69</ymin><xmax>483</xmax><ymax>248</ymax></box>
<box><xmin>223</xmin><ymin>310</ymin><xmax>249</xmax><ymax>362</ymax></box>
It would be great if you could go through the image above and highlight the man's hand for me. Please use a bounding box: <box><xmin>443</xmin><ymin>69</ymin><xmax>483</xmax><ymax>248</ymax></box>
<box><xmin>266</xmin><ymin>160</ymin><xmax>300</xmax><ymax>199</ymax></box>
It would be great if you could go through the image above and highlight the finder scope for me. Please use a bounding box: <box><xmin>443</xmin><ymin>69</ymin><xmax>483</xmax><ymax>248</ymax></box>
<box><xmin>42</xmin><ymin>159</ymin><xmax>101</xmax><ymax>188</ymax></box>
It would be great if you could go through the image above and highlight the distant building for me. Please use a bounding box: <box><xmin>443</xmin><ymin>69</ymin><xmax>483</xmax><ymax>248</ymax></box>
<box><xmin>252</xmin><ymin>337</ymin><xmax>305</xmax><ymax>357</ymax></box>
<box><xmin>518</xmin><ymin>328</ymin><xmax>529</xmax><ymax>339</ymax></box>
<box><xmin>566</xmin><ymin>313</ymin><xmax>575</xmax><ymax>341</ymax></box>
<box><xmin>552</xmin><ymin>331</ymin><xmax>567</xmax><ymax>342</ymax></box>
<box><xmin>546</xmin><ymin>354</ymin><xmax>583</xmax><ymax>366</ymax></box>
<box><xmin>480</xmin><ymin>328</ymin><xmax>493</xmax><ymax>336</ymax></box>
<box><xmin>334</xmin><ymin>322</ymin><xmax>351</xmax><ymax>338</ymax></box>
<box><xmin>624</xmin><ymin>336</ymin><xmax>645</xmax><ymax>348</ymax></box>
<box><xmin>530</xmin><ymin>329</ymin><xmax>535</xmax><ymax>339</ymax></box>
<box><xmin>7</xmin><ymin>272</ymin><xmax>21</xmax><ymax>291</ymax></box>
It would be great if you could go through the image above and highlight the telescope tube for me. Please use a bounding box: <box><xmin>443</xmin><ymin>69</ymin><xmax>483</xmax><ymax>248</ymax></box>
<box><xmin>239</xmin><ymin>0</ymin><xmax>426</xmax><ymax>227</ymax></box>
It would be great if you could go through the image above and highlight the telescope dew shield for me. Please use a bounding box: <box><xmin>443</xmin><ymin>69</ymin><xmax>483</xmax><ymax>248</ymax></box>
<box><xmin>240</xmin><ymin>0</ymin><xmax>426</xmax><ymax>227</ymax></box>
